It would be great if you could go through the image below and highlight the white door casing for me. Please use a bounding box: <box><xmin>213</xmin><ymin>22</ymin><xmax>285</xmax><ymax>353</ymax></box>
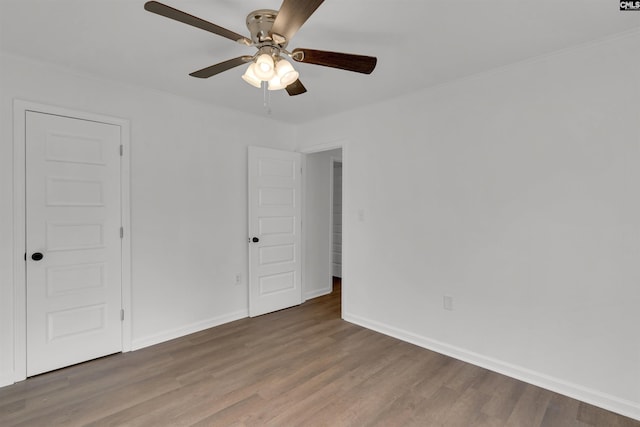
<box><xmin>248</xmin><ymin>147</ymin><xmax>302</xmax><ymax>317</ymax></box>
<box><xmin>25</xmin><ymin>111</ymin><xmax>123</xmax><ymax>376</ymax></box>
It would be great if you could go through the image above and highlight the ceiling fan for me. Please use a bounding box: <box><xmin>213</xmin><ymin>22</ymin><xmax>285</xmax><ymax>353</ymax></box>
<box><xmin>144</xmin><ymin>0</ymin><xmax>377</xmax><ymax>96</ymax></box>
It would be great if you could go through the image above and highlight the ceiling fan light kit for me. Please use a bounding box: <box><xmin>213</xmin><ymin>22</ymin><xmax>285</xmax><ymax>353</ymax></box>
<box><xmin>268</xmin><ymin>75</ymin><xmax>287</xmax><ymax>91</ymax></box>
<box><xmin>275</xmin><ymin>59</ymin><xmax>299</xmax><ymax>86</ymax></box>
<box><xmin>241</xmin><ymin>64</ymin><xmax>262</xmax><ymax>88</ymax></box>
<box><xmin>254</xmin><ymin>52</ymin><xmax>277</xmax><ymax>80</ymax></box>
<box><xmin>144</xmin><ymin>0</ymin><xmax>377</xmax><ymax>97</ymax></box>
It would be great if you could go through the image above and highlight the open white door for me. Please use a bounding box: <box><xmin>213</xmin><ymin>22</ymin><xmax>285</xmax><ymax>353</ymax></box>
<box><xmin>248</xmin><ymin>146</ymin><xmax>302</xmax><ymax>317</ymax></box>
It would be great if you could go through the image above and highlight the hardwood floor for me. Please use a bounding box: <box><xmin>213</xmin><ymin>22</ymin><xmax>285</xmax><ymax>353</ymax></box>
<box><xmin>1</xmin><ymin>278</ymin><xmax>638</xmax><ymax>426</ymax></box>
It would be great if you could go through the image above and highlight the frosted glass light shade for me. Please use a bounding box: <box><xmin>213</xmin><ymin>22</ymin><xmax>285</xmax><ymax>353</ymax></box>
<box><xmin>276</xmin><ymin>59</ymin><xmax>299</xmax><ymax>86</ymax></box>
<box><xmin>254</xmin><ymin>54</ymin><xmax>275</xmax><ymax>81</ymax></box>
<box><xmin>268</xmin><ymin>75</ymin><xmax>287</xmax><ymax>91</ymax></box>
<box><xmin>242</xmin><ymin>64</ymin><xmax>262</xmax><ymax>88</ymax></box>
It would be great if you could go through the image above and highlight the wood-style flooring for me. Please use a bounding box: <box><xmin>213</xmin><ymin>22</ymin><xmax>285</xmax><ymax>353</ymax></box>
<box><xmin>1</xmin><ymin>278</ymin><xmax>638</xmax><ymax>426</ymax></box>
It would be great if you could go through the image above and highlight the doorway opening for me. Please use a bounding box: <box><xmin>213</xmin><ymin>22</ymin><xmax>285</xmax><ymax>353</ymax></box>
<box><xmin>303</xmin><ymin>146</ymin><xmax>344</xmax><ymax>317</ymax></box>
<box><xmin>331</xmin><ymin>159</ymin><xmax>343</xmax><ymax>281</ymax></box>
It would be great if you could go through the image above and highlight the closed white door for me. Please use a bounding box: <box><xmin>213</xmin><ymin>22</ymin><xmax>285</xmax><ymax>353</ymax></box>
<box><xmin>248</xmin><ymin>147</ymin><xmax>302</xmax><ymax>317</ymax></box>
<box><xmin>26</xmin><ymin>111</ymin><xmax>123</xmax><ymax>376</ymax></box>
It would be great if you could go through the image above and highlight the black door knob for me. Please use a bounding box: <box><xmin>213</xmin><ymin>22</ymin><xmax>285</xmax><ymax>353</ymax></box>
<box><xmin>31</xmin><ymin>252</ymin><xmax>44</xmax><ymax>261</ymax></box>
<box><xmin>252</xmin><ymin>237</ymin><xmax>259</xmax><ymax>243</ymax></box>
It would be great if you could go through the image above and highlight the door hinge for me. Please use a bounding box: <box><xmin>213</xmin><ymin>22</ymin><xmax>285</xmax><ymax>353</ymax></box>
<box><xmin>120</xmin><ymin>309</ymin><xmax>125</xmax><ymax>321</ymax></box>
<box><xmin>119</xmin><ymin>144</ymin><xmax>124</xmax><ymax>156</ymax></box>
<box><xmin>120</xmin><ymin>227</ymin><xmax>124</xmax><ymax>239</ymax></box>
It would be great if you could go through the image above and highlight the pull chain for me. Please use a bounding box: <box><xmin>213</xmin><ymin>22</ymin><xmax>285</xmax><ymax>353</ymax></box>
<box><xmin>263</xmin><ymin>82</ymin><xmax>272</xmax><ymax>115</ymax></box>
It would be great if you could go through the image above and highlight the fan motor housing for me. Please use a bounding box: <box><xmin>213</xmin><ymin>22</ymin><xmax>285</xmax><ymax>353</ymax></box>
<box><xmin>246</xmin><ymin>9</ymin><xmax>285</xmax><ymax>46</ymax></box>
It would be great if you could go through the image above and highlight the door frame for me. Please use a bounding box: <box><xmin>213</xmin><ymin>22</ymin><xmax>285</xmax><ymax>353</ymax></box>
<box><xmin>12</xmin><ymin>100</ymin><xmax>132</xmax><ymax>383</ymax></box>
<box><xmin>300</xmin><ymin>140</ymin><xmax>347</xmax><ymax>319</ymax></box>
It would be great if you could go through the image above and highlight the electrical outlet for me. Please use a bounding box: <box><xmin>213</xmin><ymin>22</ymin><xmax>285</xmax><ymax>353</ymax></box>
<box><xmin>235</xmin><ymin>273</ymin><xmax>242</xmax><ymax>285</ymax></box>
<box><xmin>443</xmin><ymin>295</ymin><xmax>454</xmax><ymax>311</ymax></box>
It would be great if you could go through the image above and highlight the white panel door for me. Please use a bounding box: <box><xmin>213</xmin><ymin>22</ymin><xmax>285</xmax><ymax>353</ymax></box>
<box><xmin>248</xmin><ymin>147</ymin><xmax>302</xmax><ymax>317</ymax></box>
<box><xmin>26</xmin><ymin>111</ymin><xmax>122</xmax><ymax>376</ymax></box>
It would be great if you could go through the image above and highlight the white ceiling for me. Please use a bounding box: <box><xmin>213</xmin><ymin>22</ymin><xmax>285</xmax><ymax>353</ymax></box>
<box><xmin>1</xmin><ymin>0</ymin><xmax>639</xmax><ymax>124</ymax></box>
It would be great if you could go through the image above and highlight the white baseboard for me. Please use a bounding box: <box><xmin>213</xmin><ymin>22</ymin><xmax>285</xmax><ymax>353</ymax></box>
<box><xmin>343</xmin><ymin>312</ymin><xmax>640</xmax><ymax>422</ymax></box>
<box><xmin>131</xmin><ymin>309</ymin><xmax>248</xmax><ymax>351</ymax></box>
<box><xmin>0</xmin><ymin>372</ymin><xmax>15</xmax><ymax>388</ymax></box>
<box><xmin>305</xmin><ymin>287</ymin><xmax>332</xmax><ymax>301</ymax></box>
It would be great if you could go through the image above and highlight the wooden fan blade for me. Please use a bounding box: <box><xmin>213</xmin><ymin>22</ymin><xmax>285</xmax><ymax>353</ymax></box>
<box><xmin>286</xmin><ymin>79</ymin><xmax>307</xmax><ymax>96</ymax></box>
<box><xmin>271</xmin><ymin>0</ymin><xmax>324</xmax><ymax>42</ymax></box>
<box><xmin>144</xmin><ymin>1</ymin><xmax>251</xmax><ymax>45</ymax></box>
<box><xmin>292</xmin><ymin>48</ymin><xmax>377</xmax><ymax>74</ymax></box>
<box><xmin>189</xmin><ymin>56</ymin><xmax>253</xmax><ymax>78</ymax></box>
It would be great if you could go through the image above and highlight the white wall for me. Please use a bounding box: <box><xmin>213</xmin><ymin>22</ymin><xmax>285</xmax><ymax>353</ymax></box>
<box><xmin>296</xmin><ymin>32</ymin><xmax>640</xmax><ymax>419</ymax></box>
<box><xmin>0</xmin><ymin>53</ymin><xmax>295</xmax><ymax>385</ymax></box>
<box><xmin>303</xmin><ymin>149</ymin><xmax>342</xmax><ymax>300</ymax></box>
